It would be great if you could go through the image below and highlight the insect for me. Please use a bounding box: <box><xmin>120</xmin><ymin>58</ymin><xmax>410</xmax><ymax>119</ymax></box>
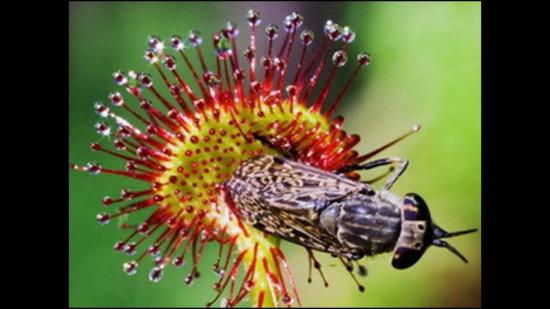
<box><xmin>223</xmin><ymin>130</ymin><xmax>477</xmax><ymax>289</ymax></box>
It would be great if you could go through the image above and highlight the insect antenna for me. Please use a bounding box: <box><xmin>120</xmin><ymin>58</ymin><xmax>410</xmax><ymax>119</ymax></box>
<box><xmin>339</xmin><ymin>257</ymin><xmax>365</xmax><ymax>292</ymax></box>
<box><xmin>432</xmin><ymin>239</ymin><xmax>469</xmax><ymax>263</ymax></box>
<box><xmin>306</xmin><ymin>248</ymin><xmax>329</xmax><ymax>287</ymax></box>
<box><xmin>431</xmin><ymin>225</ymin><xmax>478</xmax><ymax>263</ymax></box>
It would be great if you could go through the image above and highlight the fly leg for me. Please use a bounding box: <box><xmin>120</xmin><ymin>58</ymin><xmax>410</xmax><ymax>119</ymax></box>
<box><xmin>339</xmin><ymin>256</ymin><xmax>365</xmax><ymax>292</ymax></box>
<box><xmin>362</xmin><ymin>166</ymin><xmax>395</xmax><ymax>185</ymax></box>
<box><xmin>306</xmin><ymin>248</ymin><xmax>329</xmax><ymax>287</ymax></box>
<box><xmin>337</xmin><ymin>157</ymin><xmax>409</xmax><ymax>191</ymax></box>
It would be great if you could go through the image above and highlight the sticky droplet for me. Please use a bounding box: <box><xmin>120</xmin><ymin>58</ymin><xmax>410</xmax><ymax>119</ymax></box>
<box><xmin>265</xmin><ymin>24</ymin><xmax>279</xmax><ymax>40</ymax></box>
<box><xmin>357</xmin><ymin>52</ymin><xmax>371</xmax><ymax>66</ymax></box>
<box><xmin>149</xmin><ymin>267</ymin><xmax>164</xmax><ymax>282</ymax></box>
<box><xmin>300</xmin><ymin>29</ymin><xmax>314</xmax><ymax>46</ymax></box>
<box><xmin>188</xmin><ymin>30</ymin><xmax>203</xmax><ymax>47</ymax></box>
<box><xmin>123</xmin><ymin>261</ymin><xmax>138</xmax><ymax>275</ymax></box>
<box><xmin>247</xmin><ymin>9</ymin><xmax>261</xmax><ymax>27</ymax></box>
<box><xmin>332</xmin><ymin>50</ymin><xmax>348</xmax><ymax>67</ymax></box>
<box><xmin>96</xmin><ymin>212</ymin><xmax>110</xmax><ymax>225</ymax></box>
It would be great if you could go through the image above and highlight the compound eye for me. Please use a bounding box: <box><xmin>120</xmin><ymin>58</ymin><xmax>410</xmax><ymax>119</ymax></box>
<box><xmin>392</xmin><ymin>246</ymin><xmax>425</xmax><ymax>269</ymax></box>
<box><xmin>403</xmin><ymin>193</ymin><xmax>431</xmax><ymax>222</ymax></box>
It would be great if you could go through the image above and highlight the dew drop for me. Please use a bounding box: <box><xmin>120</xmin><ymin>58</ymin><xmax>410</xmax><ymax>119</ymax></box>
<box><xmin>163</xmin><ymin>55</ymin><xmax>176</xmax><ymax>71</ymax></box>
<box><xmin>260</xmin><ymin>56</ymin><xmax>271</xmax><ymax>69</ymax></box>
<box><xmin>114</xmin><ymin>241</ymin><xmax>125</xmax><ymax>252</ymax></box>
<box><xmin>342</xmin><ymin>26</ymin><xmax>356</xmax><ymax>43</ymax></box>
<box><xmin>102</xmin><ymin>196</ymin><xmax>113</xmax><ymax>206</ymax></box>
<box><xmin>332</xmin><ymin>50</ymin><xmax>348</xmax><ymax>67</ymax></box>
<box><xmin>108</xmin><ymin>91</ymin><xmax>124</xmax><ymax>107</ymax></box>
<box><xmin>324</xmin><ymin>20</ymin><xmax>343</xmax><ymax>41</ymax></box>
<box><xmin>95</xmin><ymin>122</ymin><xmax>111</xmax><ymax>137</ymax></box>
<box><xmin>300</xmin><ymin>29</ymin><xmax>314</xmax><ymax>46</ymax></box>
<box><xmin>113</xmin><ymin>139</ymin><xmax>126</xmax><ymax>150</ymax></box>
<box><xmin>324</xmin><ymin>20</ymin><xmax>334</xmax><ymax>35</ymax></box>
<box><xmin>148</xmin><ymin>35</ymin><xmax>164</xmax><ymax>53</ymax></box>
<box><xmin>94</xmin><ymin>102</ymin><xmax>109</xmax><ymax>117</ymax></box>
<box><xmin>243</xmin><ymin>47</ymin><xmax>255</xmax><ymax>60</ymax></box>
<box><xmin>283</xmin><ymin>18</ymin><xmax>294</xmax><ymax>33</ymax></box>
<box><xmin>148</xmin><ymin>244</ymin><xmax>160</xmax><ymax>256</ymax></box>
<box><xmin>136</xmin><ymin>146</ymin><xmax>149</xmax><ymax>158</ymax></box>
<box><xmin>149</xmin><ymin>267</ymin><xmax>164</xmax><ymax>283</ymax></box>
<box><xmin>282</xmin><ymin>294</ymin><xmax>293</xmax><ymax>305</ymax></box>
<box><xmin>87</xmin><ymin>162</ymin><xmax>102</xmax><ymax>175</ymax></box>
<box><xmin>113</xmin><ymin>70</ymin><xmax>128</xmax><ymax>86</ymax></box>
<box><xmin>138</xmin><ymin>73</ymin><xmax>153</xmax><ymax>88</ymax></box>
<box><xmin>142</xmin><ymin>101</ymin><xmax>154</xmax><ymax>112</ymax></box>
<box><xmin>265</xmin><ymin>24</ymin><xmax>279</xmax><ymax>40</ymax></box>
<box><xmin>286</xmin><ymin>85</ymin><xmax>298</xmax><ymax>97</ymax></box>
<box><xmin>125</xmin><ymin>242</ymin><xmax>137</xmax><ymax>256</ymax></box>
<box><xmin>116</xmin><ymin>126</ymin><xmax>131</xmax><ymax>139</ymax></box>
<box><xmin>246</xmin><ymin>9</ymin><xmax>261</xmax><ymax>27</ymax></box>
<box><xmin>273</xmin><ymin>57</ymin><xmax>285</xmax><ymax>71</ymax></box>
<box><xmin>188</xmin><ymin>30</ymin><xmax>203</xmax><ymax>47</ymax></box>
<box><xmin>289</xmin><ymin>12</ymin><xmax>304</xmax><ymax>28</ymax></box>
<box><xmin>90</xmin><ymin>142</ymin><xmax>101</xmax><ymax>151</ymax></box>
<box><xmin>220</xmin><ymin>297</ymin><xmax>230</xmax><ymax>308</ymax></box>
<box><xmin>144</xmin><ymin>49</ymin><xmax>158</xmax><ymax>64</ymax></box>
<box><xmin>233</xmin><ymin>68</ymin><xmax>245</xmax><ymax>81</ymax></box>
<box><xmin>224</xmin><ymin>21</ymin><xmax>239</xmax><ymax>38</ymax></box>
<box><xmin>147</xmin><ymin>125</ymin><xmax>158</xmax><ymax>134</ymax></box>
<box><xmin>121</xmin><ymin>188</ymin><xmax>134</xmax><ymax>199</ymax></box>
<box><xmin>128</xmin><ymin>70</ymin><xmax>138</xmax><ymax>80</ymax></box>
<box><xmin>154</xmin><ymin>255</ymin><xmax>165</xmax><ymax>266</ymax></box>
<box><xmin>96</xmin><ymin>212</ymin><xmax>110</xmax><ymax>225</ymax></box>
<box><xmin>171</xmin><ymin>35</ymin><xmax>185</xmax><ymax>51</ymax></box>
<box><xmin>137</xmin><ymin>222</ymin><xmax>150</xmax><ymax>234</ymax></box>
<box><xmin>357</xmin><ymin>52</ymin><xmax>371</xmax><ymax>66</ymax></box>
<box><xmin>123</xmin><ymin>261</ymin><xmax>138</xmax><ymax>275</ymax></box>
<box><xmin>213</xmin><ymin>33</ymin><xmax>232</xmax><ymax>59</ymax></box>
<box><xmin>173</xmin><ymin>256</ymin><xmax>185</xmax><ymax>268</ymax></box>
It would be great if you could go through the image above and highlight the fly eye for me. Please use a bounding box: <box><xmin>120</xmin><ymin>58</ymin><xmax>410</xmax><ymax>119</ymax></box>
<box><xmin>417</xmin><ymin>224</ymin><xmax>425</xmax><ymax>230</ymax></box>
<box><xmin>392</xmin><ymin>246</ymin><xmax>426</xmax><ymax>269</ymax></box>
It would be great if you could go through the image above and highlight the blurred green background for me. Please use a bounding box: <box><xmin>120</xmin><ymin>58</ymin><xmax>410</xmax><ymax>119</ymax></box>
<box><xmin>69</xmin><ymin>1</ymin><xmax>480</xmax><ymax>307</ymax></box>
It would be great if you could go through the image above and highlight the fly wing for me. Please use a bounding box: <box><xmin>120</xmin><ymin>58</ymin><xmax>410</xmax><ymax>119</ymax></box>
<box><xmin>234</xmin><ymin>155</ymin><xmax>370</xmax><ymax>213</ymax></box>
<box><xmin>229</xmin><ymin>155</ymin><xmax>369</xmax><ymax>257</ymax></box>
